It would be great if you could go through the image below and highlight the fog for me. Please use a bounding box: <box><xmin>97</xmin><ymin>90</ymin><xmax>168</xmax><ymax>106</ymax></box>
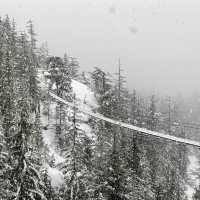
<box><xmin>1</xmin><ymin>0</ymin><xmax>200</xmax><ymax>95</ymax></box>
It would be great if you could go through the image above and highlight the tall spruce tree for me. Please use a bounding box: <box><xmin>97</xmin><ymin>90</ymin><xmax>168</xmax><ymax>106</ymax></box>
<box><xmin>60</xmin><ymin>94</ymin><xmax>95</xmax><ymax>200</ymax></box>
<box><xmin>10</xmin><ymin>98</ymin><xmax>47</xmax><ymax>199</ymax></box>
<box><xmin>27</xmin><ymin>20</ymin><xmax>40</xmax><ymax>113</ymax></box>
<box><xmin>0</xmin><ymin>122</ymin><xmax>13</xmax><ymax>199</ymax></box>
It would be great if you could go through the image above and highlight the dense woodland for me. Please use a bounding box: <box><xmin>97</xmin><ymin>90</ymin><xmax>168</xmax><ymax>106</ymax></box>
<box><xmin>1</xmin><ymin>15</ymin><xmax>200</xmax><ymax>200</ymax></box>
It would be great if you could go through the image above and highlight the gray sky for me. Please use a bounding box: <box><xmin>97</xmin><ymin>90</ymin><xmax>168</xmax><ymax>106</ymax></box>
<box><xmin>1</xmin><ymin>0</ymin><xmax>200</xmax><ymax>95</ymax></box>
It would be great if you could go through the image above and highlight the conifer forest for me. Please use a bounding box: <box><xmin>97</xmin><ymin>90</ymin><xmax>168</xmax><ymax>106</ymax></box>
<box><xmin>1</xmin><ymin>13</ymin><xmax>200</xmax><ymax>200</ymax></box>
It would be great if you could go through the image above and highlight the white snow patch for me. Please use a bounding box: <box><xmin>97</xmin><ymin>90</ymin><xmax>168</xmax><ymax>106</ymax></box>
<box><xmin>71</xmin><ymin>79</ymin><xmax>98</xmax><ymax>141</ymax></box>
<box><xmin>42</xmin><ymin>127</ymin><xmax>65</xmax><ymax>164</ymax></box>
<box><xmin>39</xmin><ymin>96</ymin><xmax>65</xmax><ymax>164</ymax></box>
<box><xmin>79</xmin><ymin>123</ymin><xmax>97</xmax><ymax>141</ymax></box>
<box><xmin>47</xmin><ymin>165</ymin><xmax>65</xmax><ymax>187</ymax></box>
<box><xmin>38</xmin><ymin>69</ymin><xmax>49</xmax><ymax>91</ymax></box>
<box><xmin>42</xmin><ymin>128</ymin><xmax>55</xmax><ymax>147</ymax></box>
<box><xmin>43</xmin><ymin>130</ymin><xmax>65</xmax><ymax>164</ymax></box>
<box><xmin>72</xmin><ymin>79</ymin><xmax>98</xmax><ymax>109</ymax></box>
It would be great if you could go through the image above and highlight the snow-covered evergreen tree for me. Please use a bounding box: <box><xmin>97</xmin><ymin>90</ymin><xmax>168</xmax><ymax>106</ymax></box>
<box><xmin>10</xmin><ymin>98</ymin><xmax>47</xmax><ymax>199</ymax></box>
<box><xmin>60</xmin><ymin>95</ymin><xmax>96</xmax><ymax>200</ymax></box>
<box><xmin>26</xmin><ymin>20</ymin><xmax>40</xmax><ymax>113</ymax></box>
<box><xmin>0</xmin><ymin>122</ymin><xmax>13</xmax><ymax>199</ymax></box>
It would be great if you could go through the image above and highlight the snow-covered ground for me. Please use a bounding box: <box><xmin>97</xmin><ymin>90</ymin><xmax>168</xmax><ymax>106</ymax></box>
<box><xmin>186</xmin><ymin>147</ymin><xmax>200</xmax><ymax>199</ymax></box>
<box><xmin>71</xmin><ymin>79</ymin><xmax>97</xmax><ymax>110</ymax></box>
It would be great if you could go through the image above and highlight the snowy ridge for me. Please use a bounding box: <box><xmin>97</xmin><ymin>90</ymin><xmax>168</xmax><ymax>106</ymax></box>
<box><xmin>49</xmin><ymin>92</ymin><xmax>200</xmax><ymax>148</ymax></box>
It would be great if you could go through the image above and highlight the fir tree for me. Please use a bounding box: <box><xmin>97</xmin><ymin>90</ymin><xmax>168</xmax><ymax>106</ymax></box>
<box><xmin>60</xmin><ymin>95</ymin><xmax>95</xmax><ymax>200</ymax></box>
<box><xmin>27</xmin><ymin>20</ymin><xmax>40</xmax><ymax>113</ymax></box>
<box><xmin>10</xmin><ymin>98</ymin><xmax>47</xmax><ymax>200</ymax></box>
<box><xmin>0</xmin><ymin>123</ymin><xmax>13</xmax><ymax>199</ymax></box>
<box><xmin>68</xmin><ymin>57</ymin><xmax>79</xmax><ymax>79</ymax></box>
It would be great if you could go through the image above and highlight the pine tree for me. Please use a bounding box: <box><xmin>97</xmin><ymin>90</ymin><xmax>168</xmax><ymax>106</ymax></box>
<box><xmin>94</xmin><ymin>62</ymin><xmax>133</xmax><ymax>199</ymax></box>
<box><xmin>128</xmin><ymin>90</ymin><xmax>141</xmax><ymax>176</ymax></box>
<box><xmin>68</xmin><ymin>57</ymin><xmax>79</xmax><ymax>79</ymax></box>
<box><xmin>46</xmin><ymin>55</ymin><xmax>73</xmax><ymax>145</ymax></box>
<box><xmin>60</xmin><ymin>95</ymin><xmax>95</xmax><ymax>200</ymax></box>
<box><xmin>0</xmin><ymin>17</ymin><xmax>17</xmax><ymax>143</ymax></box>
<box><xmin>145</xmin><ymin>95</ymin><xmax>159</xmax><ymax>189</ymax></box>
<box><xmin>38</xmin><ymin>42</ymin><xmax>49</xmax><ymax>67</ymax></box>
<box><xmin>27</xmin><ymin>20</ymin><xmax>40</xmax><ymax>113</ymax></box>
<box><xmin>114</xmin><ymin>59</ymin><xmax>128</xmax><ymax>120</ymax></box>
<box><xmin>10</xmin><ymin>98</ymin><xmax>47</xmax><ymax>200</ymax></box>
<box><xmin>0</xmin><ymin>49</ymin><xmax>16</xmax><ymax>140</ymax></box>
<box><xmin>0</xmin><ymin>122</ymin><xmax>13</xmax><ymax>199</ymax></box>
<box><xmin>3</xmin><ymin>23</ymin><xmax>47</xmax><ymax>199</ymax></box>
<box><xmin>130</xmin><ymin>90</ymin><xmax>137</xmax><ymax>124</ymax></box>
<box><xmin>91</xmin><ymin>67</ymin><xmax>115</xmax><ymax>199</ymax></box>
<box><xmin>46</xmin><ymin>56</ymin><xmax>65</xmax><ymax>139</ymax></box>
<box><xmin>62</xmin><ymin>53</ymin><xmax>73</xmax><ymax>102</ymax></box>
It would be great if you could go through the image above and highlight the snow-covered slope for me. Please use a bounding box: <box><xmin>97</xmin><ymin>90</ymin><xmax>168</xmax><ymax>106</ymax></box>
<box><xmin>71</xmin><ymin>79</ymin><xmax>97</xmax><ymax>109</ymax></box>
<box><xmin>38</xmin><ymin>69</ymin><xmax>98</xmax><ymax>188</ymax></box>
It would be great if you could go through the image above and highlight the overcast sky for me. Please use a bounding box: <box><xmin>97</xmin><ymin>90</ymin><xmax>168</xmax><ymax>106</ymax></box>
<box><xmin>1</xmin><ymin>0</ymin><xmax>200</xmax><ymax>95</ymax></box>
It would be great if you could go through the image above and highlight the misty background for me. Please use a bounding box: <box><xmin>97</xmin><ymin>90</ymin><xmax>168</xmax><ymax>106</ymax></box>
<box><xmin>1</xmin><ymin>0</ymin><xmax>200</xmax><ymax>95</ymax></box>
